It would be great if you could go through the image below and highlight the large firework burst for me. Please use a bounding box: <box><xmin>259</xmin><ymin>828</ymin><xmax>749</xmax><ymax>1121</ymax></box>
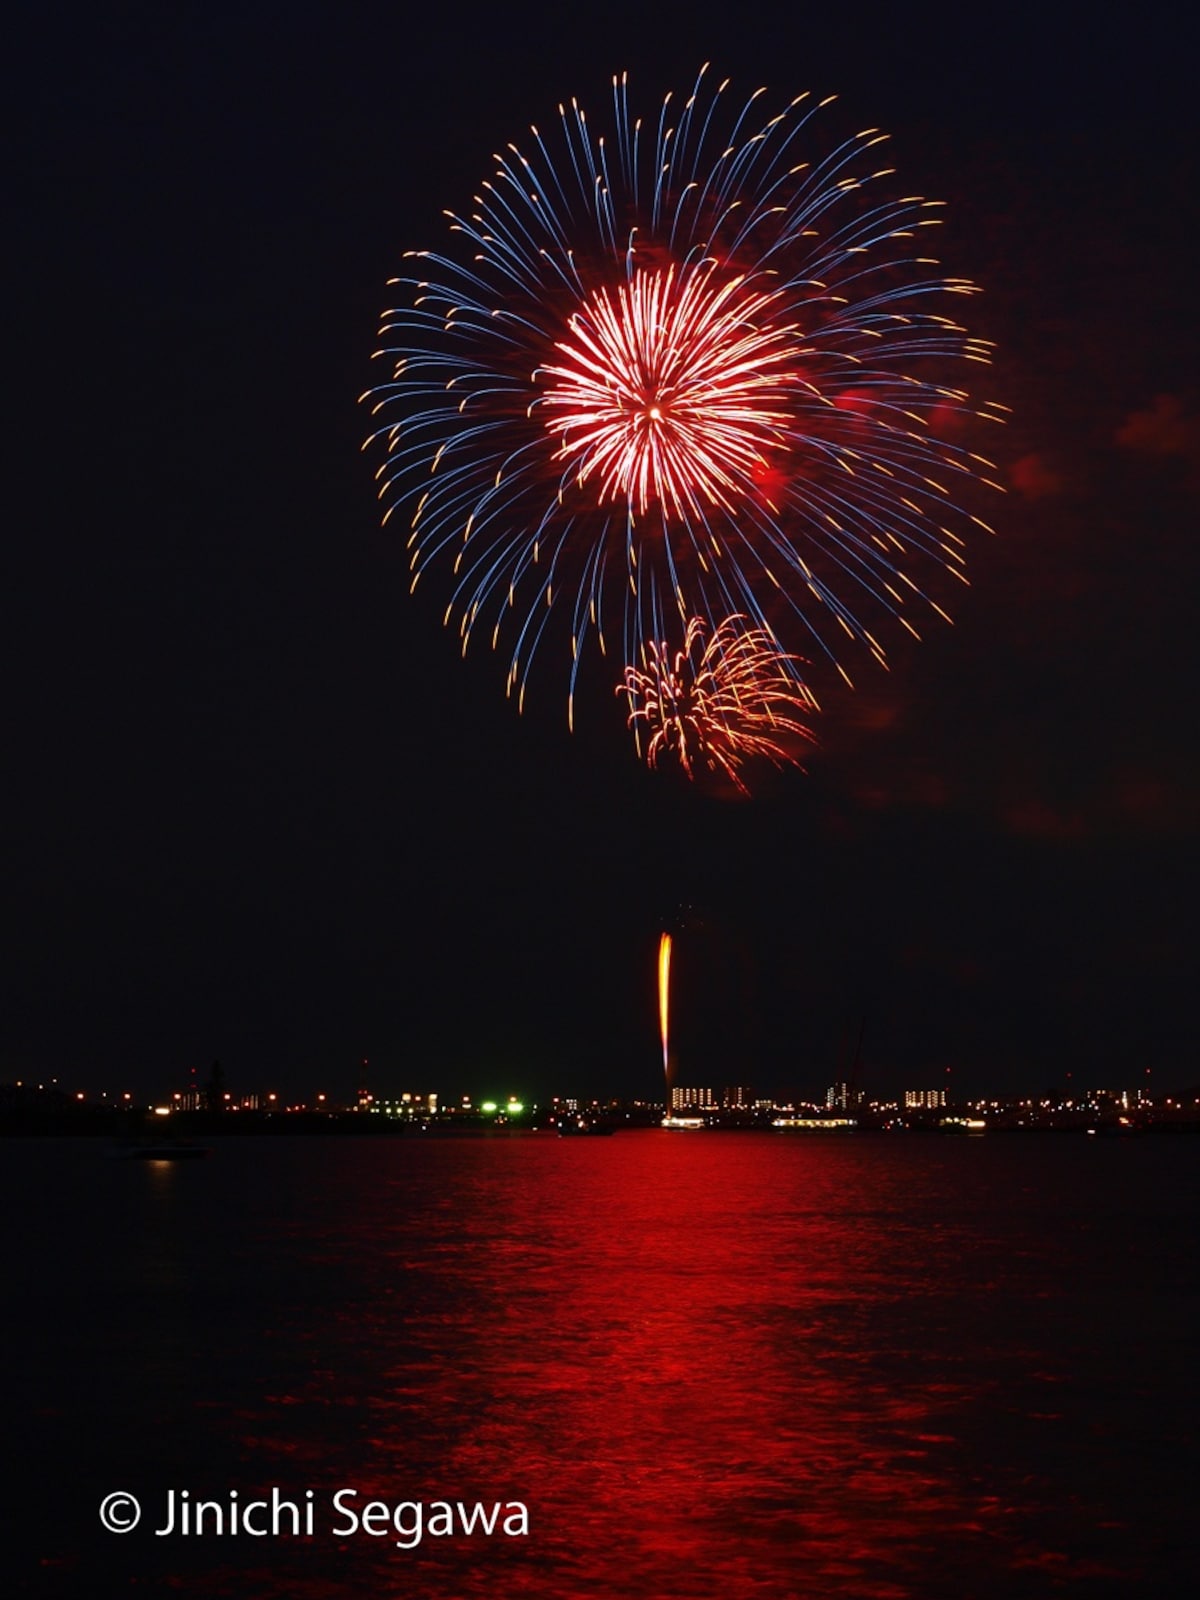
<box><xmin>363</xmin><ymin>66</ymin><xmax>1002</xmax><ymax>778</ymax></box>
<box><xmin>620</xmin><ymin>615</ymin><xmax>817</xmax><ymax>793</ymax></box>
<box><xmin>539</xmin><ymin>263</ymin><xmax>800</xmax><ymax>521</ymax></box>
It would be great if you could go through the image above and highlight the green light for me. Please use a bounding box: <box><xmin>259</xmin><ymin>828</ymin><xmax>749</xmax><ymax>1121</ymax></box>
<box><xmin>506</xmin><ymin>1099</ymin><xmax>525</xmax><ymax>1115</ymax></box>
<box><xmin>481</xmin><ymin>1101</ymin><xmax>498</xmax><ymax>1114</ymax></box>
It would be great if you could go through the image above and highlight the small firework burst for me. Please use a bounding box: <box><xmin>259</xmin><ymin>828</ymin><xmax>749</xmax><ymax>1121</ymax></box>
<box><xmin>620</xmin><ymin>615</ymin><xmax>817</xmax><ymax>792</ymax></box>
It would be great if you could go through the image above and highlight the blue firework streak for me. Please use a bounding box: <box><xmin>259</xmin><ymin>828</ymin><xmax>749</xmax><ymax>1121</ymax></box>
<box><xmin>363</xmin><ymin>66</ymin><xmax>1004</xmax><ymax>734</ymax></box>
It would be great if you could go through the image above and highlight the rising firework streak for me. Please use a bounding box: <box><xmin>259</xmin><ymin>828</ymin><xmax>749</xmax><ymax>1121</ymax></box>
<box><xmin>658</xmin><ymin>931</ymin><xmax>672</xmax><ymax>1086</ymax></box>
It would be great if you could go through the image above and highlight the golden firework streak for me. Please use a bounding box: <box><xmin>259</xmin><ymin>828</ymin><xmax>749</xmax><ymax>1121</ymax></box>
<box><xmin>658</xmin><ymin>932</ymin><xmax>672</xmax><ymax>1087</ymax></box>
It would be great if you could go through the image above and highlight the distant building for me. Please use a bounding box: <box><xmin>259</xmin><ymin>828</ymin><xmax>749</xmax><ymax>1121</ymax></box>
<box><xmin>826</xmin><ymin>1082</ymin><xmax>863</xmax><ymax>1111</ymax></box>
<box><xmin>905</xmin><ymin>1089</ymin><xmax>947</xmax><ymax>1109</ymax></box>
<box><xmin>672</xmin><ymin>1086</ymin><xmax>716</xmax><ymax>1110</ymax></box>
<box><xmin>395</xmin><ymin>1092</ymin><xmax>437</xmax><ymax>1115</ymax></box>
<box><xmin>664</xmin><ymin>911</ymin><xmax>755</xmax><ymax>1095</ymax></box>
<box><xmin>721</xmin><ymin>1086</ymin><xmax>753</xmax><ymax>1109</ymax></box>
<box><xmin>1086</xmin><ymin>1088</ymin><xmax>1144</xmax><ymax>1110</ymax></box>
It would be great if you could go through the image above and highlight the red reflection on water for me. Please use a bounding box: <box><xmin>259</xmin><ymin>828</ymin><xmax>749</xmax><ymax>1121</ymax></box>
<box><xmin>203</xmin><ymin>1132</ymin><xmax>1184</xmax><ymax>1599</ymax></box>
<box><xmin>234</xmin><ymin>1133</ymin><xmax>1141</xmax><ymax>1600</ymax></box>
<box><xmin>18</xmin><ymin>1127</ymin><xmax>1188</xmax><ymax>1600</ymax></box>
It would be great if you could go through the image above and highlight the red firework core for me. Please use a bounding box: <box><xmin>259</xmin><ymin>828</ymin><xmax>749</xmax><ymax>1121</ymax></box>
<box><xmin>538</xmin><ymin>263</ymin><xmax>802</xmax><ymax>522</ymax></box>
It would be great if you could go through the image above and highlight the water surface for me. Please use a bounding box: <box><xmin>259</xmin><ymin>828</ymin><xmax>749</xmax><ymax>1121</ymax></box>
<box><xmin>6</xmin><ymin>1131</ymin><xmax>1197</xmax><ymax>1597</ymax></box>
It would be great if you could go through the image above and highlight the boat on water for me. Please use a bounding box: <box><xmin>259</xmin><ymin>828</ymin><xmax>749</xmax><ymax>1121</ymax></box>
<box><xmin>112</xmin><ymin>1141</ymin><xmax>209</xmax><ymax>1160</ymax></box>
<box><xmin>557</xmin><ymin>1117</ymin><xmax>615</xmax><ymax>1136</ymax></box>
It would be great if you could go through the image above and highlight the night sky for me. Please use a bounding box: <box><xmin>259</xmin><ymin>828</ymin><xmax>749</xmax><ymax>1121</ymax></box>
<box><xmin>6</xmin><ymin>1</ymin><xmax>1197</xmax><ymax>1104</ymax></box>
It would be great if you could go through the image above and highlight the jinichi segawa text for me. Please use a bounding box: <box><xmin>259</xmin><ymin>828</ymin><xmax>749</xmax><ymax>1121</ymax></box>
<box><xmin>99</xmin><ymin>1487</ymin><xmax>530</xmax><ymax>1548</ymax></box>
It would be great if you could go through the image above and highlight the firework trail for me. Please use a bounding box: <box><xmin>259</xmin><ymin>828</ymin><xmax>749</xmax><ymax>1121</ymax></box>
<box><xmin>658</xmin><ymin>932</ymin><xmax>672</xmax><ymax>1087</ymax></box>
<box><xmin>363</xmin><ymin>67</ymin><xmax>1002</xmax><ymax>780</ymax></box>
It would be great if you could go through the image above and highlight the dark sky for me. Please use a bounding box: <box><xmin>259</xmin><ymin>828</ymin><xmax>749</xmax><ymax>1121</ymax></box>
<box><xmin>5</xmin><ymin>1</ymin><xmax>1197</xmax><ymax>1103</ymax></box>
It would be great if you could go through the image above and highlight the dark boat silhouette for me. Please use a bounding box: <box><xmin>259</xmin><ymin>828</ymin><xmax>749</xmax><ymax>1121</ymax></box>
<box><xmin>112</xmin><ymin>1137</ymin><xmax>209</xmax><ymax>1160</ymax></box>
